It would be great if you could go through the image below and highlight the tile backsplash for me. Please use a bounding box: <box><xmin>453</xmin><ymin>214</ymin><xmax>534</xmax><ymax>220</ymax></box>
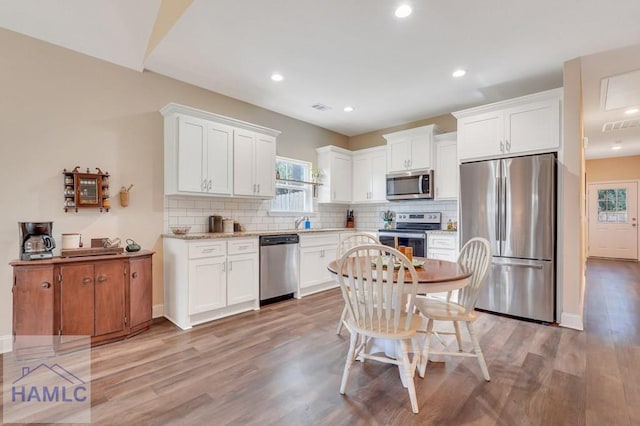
<box><xmin>165</xmin><ymin>195</ymin><xmax>458</xmax><ymax>233</ymax></box>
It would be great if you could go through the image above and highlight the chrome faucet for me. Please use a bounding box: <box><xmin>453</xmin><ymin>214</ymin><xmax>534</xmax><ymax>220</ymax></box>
<box><xmin>295</xmin><ymin>216</ymin><xmax>309</xmax><ymax>230</ymax></box>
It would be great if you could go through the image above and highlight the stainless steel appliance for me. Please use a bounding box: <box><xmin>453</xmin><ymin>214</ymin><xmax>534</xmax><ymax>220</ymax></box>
<box><xmin>386</xmin><ymin>169</ymin><xmax>434</xmax><ymax>201</ymax></box>
<box><xmin>460</xmin><ymin>153</ymin><xmax>556</xmax><ymax>322</ymax></box>
<box><xmin>378</xmin><ymin>212</ymin><xmax>441</xmax><ymax>257</ymax></box>
<box><xmin>259</xmin><ymin>234</ymin><xmax>299</xmax><ymax>306</ymax></box>
<box><xmin>19</xmin><ymin>221</ymin><xmax>56</xmax><ymax>260</ymax></box>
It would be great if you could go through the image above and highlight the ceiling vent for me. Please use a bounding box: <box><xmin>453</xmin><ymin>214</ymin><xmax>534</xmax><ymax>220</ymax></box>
<box><xmin>311</xmin><ymin>103</ymin><xmax>332</xmax><ymax>111</ymax></box>
<box><xmin>600</xmin><ymin>69</ymin><xmax>640</xmax><ymax>111</ymax></box>
<box><xmin>602</xmin><ymin>118</ymin><xmax>640</xmax><ymax>132</ymax></box>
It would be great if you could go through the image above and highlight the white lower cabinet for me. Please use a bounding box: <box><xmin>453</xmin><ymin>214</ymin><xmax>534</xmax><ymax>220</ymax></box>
<box><xmin>426</xmin><ymin>232</ymin><xmax>459</xmax><ymax>300</ymax></box>
<box><xmin>164</xmin><ymin>237</ymin><xmax>259</xmax><ymax>330</ymax></box>
<box><xmin>298</xmin><ymin>232</ymin><xmax>340</xmax><ymax>297</ymax></box>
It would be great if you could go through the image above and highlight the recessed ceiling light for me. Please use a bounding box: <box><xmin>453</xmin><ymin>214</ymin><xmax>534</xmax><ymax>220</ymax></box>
<box><xmin>612</xmin><ymin>145</ymin><xmax>622</xmax><ymax>150</ymax></box>
<box><xmin>344</xmin><ymin>106</ymin><xmax>354</xmax><ymax>112</ymax></box>
<box><xmin>271</xmin><ymin>73</ymin><xmax>283</xmax><ymax>82</ymax></box>
<box><xmin>625</xmin><ymin>107</ymin><xmax>639</xmax><ymax>115</ymax></box>
<box><xmin>395</xmin><ymin>4</ymin><xmax>412</xmax><ymax>18</ymax></box>
<box><xmin>452</xmin><ymin>69</ymin><xmax>466</xmax><ymax>78</ymax></box>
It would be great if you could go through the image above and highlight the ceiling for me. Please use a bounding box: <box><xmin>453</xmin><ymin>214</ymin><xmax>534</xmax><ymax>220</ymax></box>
<box><xmin>1</xmin><ymin>0</ymin><xmax>640</xmax><ymax>158</ymax></box>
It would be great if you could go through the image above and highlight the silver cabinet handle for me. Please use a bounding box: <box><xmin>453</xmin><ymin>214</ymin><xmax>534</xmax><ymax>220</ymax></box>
<box><xmin>505</xmin><ymin>140</ymin><xmax>511</xmax><ymax>152</ymax></box>
<box><xmin>500</xmin><ymin>140</ymin><xmax>504</xmax><ymax>152</ymax></box>
<box><xmin>501</xmin><ymin>262</ymin><xmax>543</xmax><ymax>270</ymax></box>
<box><xmin>222</xmin><ymin>262</ymin><xmax>226</xmax><ymax>272</ymax></box>
<box><xmin>257</xmin><ymin>184</ymin><xmax>260</xmax><ymax>193</ymax></box>
<box><xmin>208</xmin><ymin>179</ymin><xmax>212</xmax><ymax>190</ymax></box>
<box><xmin>229</xmin><ymin>261</ymin><xmax>233</xmax><ymax>271</ymax></box>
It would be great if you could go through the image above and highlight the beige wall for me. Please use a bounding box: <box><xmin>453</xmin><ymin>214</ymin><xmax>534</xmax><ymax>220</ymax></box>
<box><xmin>348</xmin><ymin>113</ymin><xmax>457</xmax><ymax>151</ymax></box>
<box><xmin>586</xmin><ymin>155</ymin><xmax>640</xmax><ymax>182</ymax></box>
<box><xmin>0</xmin><ymin>28</ymin><xmax>348</xmax><ymax>340</ymax></box>
<box><xmin>557</xmin><ymin>57</ymin><xmax>586</xmax><ymax>330</ymax></box>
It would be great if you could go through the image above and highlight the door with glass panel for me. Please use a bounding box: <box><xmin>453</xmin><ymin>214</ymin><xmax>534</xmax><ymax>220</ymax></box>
<box><xmin>588</xmin><ymin>181</ymin><xmax>638</xmax><ymax>259</ymax></box>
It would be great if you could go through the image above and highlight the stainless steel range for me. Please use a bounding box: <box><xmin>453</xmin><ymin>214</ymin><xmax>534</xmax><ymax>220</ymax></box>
<box><xmin>378</xmin><ymin>212</ymin><xmax>441</xmax><ymax>257</ymax></box>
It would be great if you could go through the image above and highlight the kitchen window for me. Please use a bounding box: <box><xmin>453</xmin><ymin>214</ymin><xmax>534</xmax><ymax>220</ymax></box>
<box><xmin>271</xmin><ymin>157</ymin><xmax>313</xmax><ymax>213</ymax></box>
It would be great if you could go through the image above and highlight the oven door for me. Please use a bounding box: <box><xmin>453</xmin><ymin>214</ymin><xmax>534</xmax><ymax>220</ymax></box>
<box><xmin>378</xmin><ymin>232</ymin><xmax>426</xmax><ymax>257</ymax></box>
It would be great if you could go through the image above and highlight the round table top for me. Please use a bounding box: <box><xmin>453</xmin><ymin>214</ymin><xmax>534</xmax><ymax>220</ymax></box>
<box><xmin>327</xmin><ymin>257</ymin><xmax>471</xmax><ymax>284</ymax></box>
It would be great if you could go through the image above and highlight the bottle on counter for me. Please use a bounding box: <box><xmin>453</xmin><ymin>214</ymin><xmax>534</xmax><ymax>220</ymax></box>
<box><xmin>304</xmin><ymin>218</ymin><xmax>311</xmax><ymax>229</ymax></box>
<box><xmin>447</xmin><ymin>219</ymin><xmax>453</xmax><ymax>230</ymax></box>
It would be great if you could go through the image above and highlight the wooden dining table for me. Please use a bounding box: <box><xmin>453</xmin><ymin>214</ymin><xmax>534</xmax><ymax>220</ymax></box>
<box><xmin>327</xmin><ymin>257</ymin><xmax>472</xmax><ymax>294</ymax></box>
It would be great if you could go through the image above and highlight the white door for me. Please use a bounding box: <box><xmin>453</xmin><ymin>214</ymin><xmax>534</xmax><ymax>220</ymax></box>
<box><xmin>352</xmin><ymin>154</ymin><xmax>372</xmax><ymax>202</ymax></box>
<box><xmin>331</xmin><ymin>153</ymin><xmax>352</xmax><ymax>202</ymax></box>
<box><xmin>299</xmin><ymin>246</ymin><xmax>332</xmax><ymax>288</ymax></box>
<box><xmin>227</xmin><ymin>253</ymin><xmax>258</xmax><ymax>305</ymax></box>
<box><xmin>588</xmin><ymin>181</ymin><xmax>638</xmax><ymax>259</ymax></box>
<box><xmin>457</xmin><ymin>111</ymin><xmax>503</xmax><ymax>161</ymax></box>
<box><xmin>505</xmin><ymin>99</ymin><xmax>560</xmax><ymax>154</ymax></box>
<box><xmin>254</xmin><ymin>134</ymin><xmax>276</xmax><ymax>197</ymax></box>
<box><xmin>387</xmin><ymin>138</ymin><xmax>411</xmax><ymax>172</ymax></box>
<box><xmin>188</xmin><ymin>257</ymin><xmax>227</xmax><ymax>314</ymax></box>
<box><xmin>435</xmin><ymin>139</ymin><xmax>458</xmax><ymax>200</ymax></box>
<box><xmin>177</xmin><ymin>116</ymin><xmax>207</xmax><ymax>193</ymax></box>
<box><xmin>206</xmin><ymin>122</ymin><xmax>233</xmax><ymax>195</ymax></box>
<box><xmin>370</xmin><ymin>150</ymin><xmax>387</xmax><ymax>201</ymax></box>
<box><xmin>233</xmin><ymin>130</ymin><xmax>255</xmax><ymax>196</ymax></box>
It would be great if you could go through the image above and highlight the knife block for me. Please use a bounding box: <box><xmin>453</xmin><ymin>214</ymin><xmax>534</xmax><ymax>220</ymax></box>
<box><xmin>346</xmin><ymin>217</ymin><xmax>355</xmax><ymax>228</ymax></box>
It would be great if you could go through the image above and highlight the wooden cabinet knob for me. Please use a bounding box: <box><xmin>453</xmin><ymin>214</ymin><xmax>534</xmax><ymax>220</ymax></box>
<box><xmin>82</xmin><ymin>277</ymin><xmax>92</xmax><ymax>284</ymax></box>
<box><xmin>132</xmin><ymin>272</ymin><xmax>138</xmax><ymax>279</ymax></box>
<box><xmin>97</xmin><ymin>276</ymin><xmax>107</xmax><ymax>283</ymax></box>
<box><xmin>41</xmin><ymin>282</ymin><xmax>51</xmax><ymax>288</ymax></box>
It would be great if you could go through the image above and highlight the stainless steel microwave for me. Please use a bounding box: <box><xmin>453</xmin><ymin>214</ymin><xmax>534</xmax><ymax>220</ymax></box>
<box><xmin>386</xmin><ymin>169</ymin><xmax>434</xmax><ymax>200</ymax></box>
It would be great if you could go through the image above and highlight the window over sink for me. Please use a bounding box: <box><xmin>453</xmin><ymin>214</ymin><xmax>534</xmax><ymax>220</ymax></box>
<box><xmin>271</xmin><ymin>157</ymin><xmax>313</xmax><ymax>214</ymax></box>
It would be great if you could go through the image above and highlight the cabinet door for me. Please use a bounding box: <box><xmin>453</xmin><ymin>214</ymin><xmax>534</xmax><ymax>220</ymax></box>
<box><xmin>435</xmin><ymin>139</ymin><xmax>458</xmax><ymax>200</ymax></box>
<box><xmin>410</xmin><ymin>134</ymin><xmax>432</xmax><ymax>170</ymax></box>
<box><xmin>177</xmin><ymin>116</ymin><xmax>207</xmax><ymax>193</ymax></box>
<box><xmin>227</xmin><ymin>253</ymin><xmax>258</xmax><ymax>305</ymax></box>
<box><xmin>457</xmin><ymin>110</ymin><xmax>503</xmax><ymax>161</ymax></box>
<box><xmin>206</xmin><ymin>122</ymin><xmax>233</xmax><ymax>195</ymax></box>
<box><xmin>233</xmin><ymin>129</ymin><xmax>256</xmax><ymax>196</ymax></box>
<box><xmin>254</xmin><ymin>134</ymin><xmax>276</xmax><ymax>197</ymax></box>
<box><xmin>13</xmin><ymin>266</ymin><xmax>55</xmax><ymax>335</ymax></box>
<box><xmin>300</xmin><ymin>246</ymin><xmax>332</xmax><ymax>288</ymax></box>
<box><xmin>352</xmin><ymin>154</ymin><xmax>372</xmax><ymax>202</ymax></box>
<box><xmin>387</xmin><ymin>138</ymin><xmax>411</xmax><ymax>172</ymax></box>
<box><xmin>331</xmin><ymin>153</ymin><xmax>352</xmax><ymax>202</ymax></box>
<box><xmin>60</xmin><ymin>263</ymin><xmax>95</xmax><ymax>336</ymax></box>
<box><xmin>94</xmin><ymin>260</ymin><xmax>126</xmax><ymax>336</ymax></box>
<box><xmin>505</xmin><ymin>99</ymin><xmax>560</xmax><ymax>154</ymax></box>
<box><xmin>370</xmin><ymin>149</ymin><xmax>387</xmax><ymax>201</ymax></box>
<box><xmin>129</xmin><ymin>256</ymin><xmax>153</xmax><ymax>330</ymax></box>
<box><xmin>189</xmin><ymin>257</ymin><xmax>227</xmax><ymax>314</ymax></box>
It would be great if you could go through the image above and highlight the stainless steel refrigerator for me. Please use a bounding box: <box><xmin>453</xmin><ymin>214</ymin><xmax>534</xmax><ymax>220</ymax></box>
<box><xmin>460</xmin><ymin>153</ymin><xmax>556</xmax><ymax>322</ymax></box>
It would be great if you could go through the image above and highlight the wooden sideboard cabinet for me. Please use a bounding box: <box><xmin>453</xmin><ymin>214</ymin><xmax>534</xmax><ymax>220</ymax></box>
<box><xmin>10</xmin><ymin>251</ymin><xmax>154</xmax><ymax>354</ymax></box>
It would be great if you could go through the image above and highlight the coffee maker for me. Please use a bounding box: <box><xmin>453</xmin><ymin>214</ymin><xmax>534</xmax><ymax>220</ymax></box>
<box><xmin>19</xmin><ymin>222</ymin><xmax>56</xmax><ymax>260</ymax></box>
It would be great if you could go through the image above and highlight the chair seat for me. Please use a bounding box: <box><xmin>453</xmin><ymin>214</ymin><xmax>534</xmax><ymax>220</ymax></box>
<box><xmin>414</xmin><ymin>298</ymin><xmax>478</xmax><ymax>322</ymax></box>
<box><xmin>346</xmin><ymin>315</ymin><xmax>423</xmax><ymax>340</ymax></box>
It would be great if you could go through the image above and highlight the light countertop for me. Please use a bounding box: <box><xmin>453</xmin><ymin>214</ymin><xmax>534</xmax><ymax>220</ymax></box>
<box><xmin>163</xmin><ymin>227</ymin><xmax>360</xmax><ymax>240</ymax></box>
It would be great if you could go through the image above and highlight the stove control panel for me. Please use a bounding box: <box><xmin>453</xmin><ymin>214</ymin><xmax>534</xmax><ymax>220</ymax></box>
<box><xmin>396</xmin><ymin>212</ymin><xmax>441</xmax><ymax>224</ymax></box>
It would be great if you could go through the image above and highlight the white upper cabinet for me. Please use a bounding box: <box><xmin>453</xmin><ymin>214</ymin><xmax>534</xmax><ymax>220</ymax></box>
<box><xmin>454</xmin><ymin>89</ymin><xmax>562</xmax><ymax>162</ymax></box>
<box><xmin>233</xmin><ymin>130</ymin><xmax>276</xmax><ymax>198</ymax></box>
<box><xmin>171</xmin><ymin>115</ymin><xmax>233</xmax><ymax>195</ymax></box>
<box><xmin>434</xmin><ymin>132</ymin><xmax>458</xmax><ymax>200</ymax></box>
<box><xmin>161</xmin><ymin>103</ymin><xmax>279</xmax><ymax>197</ymax></box>
<box><xmin>352</xmin><ymin>146</ymin><xmax>387</xmax><ymax>203</ymax></box>
<box><xmin>316</xmin><ymin>145</ymin><xmax>352</xmax><ymax>203</ymax></box>
<box><xmin>383</xmin><ymin>124</ymin><xmax>441</xmax><ymax>173</ymax></box>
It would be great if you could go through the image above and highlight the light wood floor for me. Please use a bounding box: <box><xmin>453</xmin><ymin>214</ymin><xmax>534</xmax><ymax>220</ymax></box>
<box><xmin>3</xmin><ymin>258</ymin><xmax>639</xmax><ymax>425</ymax></box>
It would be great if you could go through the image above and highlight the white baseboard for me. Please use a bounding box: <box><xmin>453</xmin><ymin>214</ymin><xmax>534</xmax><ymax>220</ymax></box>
<box><xmin>1</xmin><ymin>334</ymin><xmax>13</xmax><ymax>353</ymax></box>
<box><xmin>560</xmin><ymin>312</ymin><xmax>584</xmax><ymax>330</ymax></box>
<box><xmin>152</xmin><ymin>304</ymin><xmax>164</xmax><ymax>319</ymax></box>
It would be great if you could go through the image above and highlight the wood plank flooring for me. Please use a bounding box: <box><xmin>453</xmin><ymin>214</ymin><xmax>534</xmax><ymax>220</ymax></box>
<box><xmin>2</xmin><ymin>258</ymin><xmax>639</xmax><ymax>425</ymax></box>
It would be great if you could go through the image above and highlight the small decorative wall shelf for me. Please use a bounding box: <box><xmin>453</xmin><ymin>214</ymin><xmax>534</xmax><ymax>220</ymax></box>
<box><xmin>63</xmin><ymin>167</ymin><xmax>110</xmax><ymax>212</ymax></box>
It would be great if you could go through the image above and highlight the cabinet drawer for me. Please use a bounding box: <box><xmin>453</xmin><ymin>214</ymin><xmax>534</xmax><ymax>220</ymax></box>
<box><xmin>227</xmin><ymin>238</ymin><xmax>258</xmax><ymax>255</ymax></box>
<box><xmin>299</xmin><ymin>233</ymin><xmax>339</xmax><ymax>248</ymax></box>
<box><xmin>428</xmin><ymin>248</ymin><xmax>457</xmax><ymax>262</ymax></box>
<box><xmin>188</xmin><ymin>241</ymin><xmax>226</xmax><ymax>259</ymax></box>
<box><xmin>428</xmin><ymin>235</ymin><xmax>457</xmax><ymax>249</ymax></box>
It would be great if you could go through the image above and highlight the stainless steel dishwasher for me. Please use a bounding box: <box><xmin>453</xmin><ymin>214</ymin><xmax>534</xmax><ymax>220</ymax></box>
<box><xmin>259</xmin><ymin>234</ymin><xmax>299</xmax><ymax>306</ymax></box>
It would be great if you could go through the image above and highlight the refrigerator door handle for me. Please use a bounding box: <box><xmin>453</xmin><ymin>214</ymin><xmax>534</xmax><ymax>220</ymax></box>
<box><xmin>495</xmin><ymin>169</ymin><xmax>501</xmax><ymax>246</ymax></box>
<box><xmin>500</xmin><ymin>161</ymin><xmax>507</xmax><ymax>255</ymax></box>
<box><xmin>499</xmin><ymin>262</ymin><xmax>544</xmax><ymax>270</ymax></box>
